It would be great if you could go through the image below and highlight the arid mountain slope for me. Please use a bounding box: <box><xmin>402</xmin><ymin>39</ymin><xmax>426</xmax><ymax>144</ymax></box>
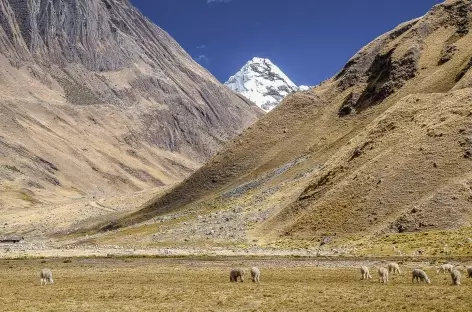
<box><xmin>0</xmin><ymin>0</ymin><xmax>262</xmax><ymax>206</ymax></box>
<box><xmin>109</xmin><ymin>0</ymin><xmax>472</xmax><ymax>243</ymax></box>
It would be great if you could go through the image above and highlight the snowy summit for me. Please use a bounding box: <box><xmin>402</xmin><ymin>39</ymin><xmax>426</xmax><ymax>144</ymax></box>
<box><xmin>225</xmin><ymin>57</ymin><xmax>305</xmax><ymax>112</ymax></box>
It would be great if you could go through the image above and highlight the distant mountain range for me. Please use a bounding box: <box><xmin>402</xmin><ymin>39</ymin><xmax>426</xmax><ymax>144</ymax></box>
<box><xmin>225</xmin><ymin>57</ymin><xmax>311</xmax><ymax>111</ymax></box>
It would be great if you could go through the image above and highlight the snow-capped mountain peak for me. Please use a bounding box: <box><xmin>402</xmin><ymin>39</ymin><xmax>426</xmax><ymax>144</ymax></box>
<box><xmin>225</xmin><ymin>57</ymin><xmax>301</xmax><ymax>112</ymax></box>
<box><xmin>299</xmin><ymin>85</ymin><xmax>311</xmax><ymax>91</ymax></box>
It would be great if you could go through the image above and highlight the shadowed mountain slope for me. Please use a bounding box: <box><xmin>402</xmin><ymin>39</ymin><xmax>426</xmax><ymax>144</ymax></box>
<box><xmin>0</xmin><ymin>0</ymin><xmax>262</xmax><ymax>206</ymax></box>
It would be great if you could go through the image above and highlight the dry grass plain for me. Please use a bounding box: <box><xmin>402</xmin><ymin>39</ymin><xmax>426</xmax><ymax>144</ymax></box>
<box><xmin>1</xmin><ymin>257</ymin><xmax>471</xmax><ymax>312</ymax></box>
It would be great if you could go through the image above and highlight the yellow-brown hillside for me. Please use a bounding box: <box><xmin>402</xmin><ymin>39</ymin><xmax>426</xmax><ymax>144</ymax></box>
<box><xmin>102</xmin><ymin>0</ymin><xmax>472</xmax><ymax>247</ymax></box>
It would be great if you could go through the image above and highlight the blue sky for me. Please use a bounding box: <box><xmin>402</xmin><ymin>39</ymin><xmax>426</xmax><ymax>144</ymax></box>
<box><xmin>130</xmin><ymin>0</ymin><xmax>443</xmax><ymax>86</ymax></box>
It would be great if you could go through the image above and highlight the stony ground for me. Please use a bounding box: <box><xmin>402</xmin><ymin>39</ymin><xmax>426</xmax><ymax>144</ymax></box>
<box><xmin>1</xmin><ymin>257</ymin><xmax>471</xmax><ymax>312</ymax></box>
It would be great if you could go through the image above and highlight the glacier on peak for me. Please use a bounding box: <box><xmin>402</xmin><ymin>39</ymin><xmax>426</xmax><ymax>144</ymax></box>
<box><xmin>225</xmin><ymin>57</ymin><xmax>309</xmax><ymax>112</ymax></box>
<box><xmin>299</xmin><ymin>85</ymin><xmax>311</xmax><ymax>91</ymax></box>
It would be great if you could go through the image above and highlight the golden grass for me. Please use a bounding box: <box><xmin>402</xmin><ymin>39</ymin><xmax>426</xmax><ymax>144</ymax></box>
<box><xmin>1</xmin><ymin>258</ymin><xmax>471</xmax><ymax>312</ymax></box>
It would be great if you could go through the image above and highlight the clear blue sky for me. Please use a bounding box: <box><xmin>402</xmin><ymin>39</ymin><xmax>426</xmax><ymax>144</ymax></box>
<box><xmin>130</xmin><ymin>0</ymin><xmax>443</xmax><ymax>86</ymax></box>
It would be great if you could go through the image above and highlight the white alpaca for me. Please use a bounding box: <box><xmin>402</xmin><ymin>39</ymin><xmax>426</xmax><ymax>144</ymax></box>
<box><xmin>40</xmin><ymin>268</ymin><xmax>54</xmax><ymax>286</ymax></box>
<box><xmin>360</xmin><ymin>266</ymin><xmax>372</xmax><ymax>280</ymax></box>
<box><xmin>437</xmin><ymin>264</ymin><xmax>454</xmax><ymax>274</ymax></box>
<box><xmin>451</xmin><ymin>269</ymin><xmax>461</xmax><ymax>286</ymax></box>
<box><xmin>412</xmin><ymin>269</ymin><xmax>431</xmax><ymax>284</ymax></box>
<box><xmin>387</xmin><ymin>263</ymin><xmax>401</xmax><ymax>274</ymax></box>
<box><xmin>250</xmin><ymin>267</ymin><xmax>260</xmax><ymax>283</ymax></box>
<box><xmin>378</xmin><ymin>267</ymin><xmax>389</xmax><ymax>284</ymax></box>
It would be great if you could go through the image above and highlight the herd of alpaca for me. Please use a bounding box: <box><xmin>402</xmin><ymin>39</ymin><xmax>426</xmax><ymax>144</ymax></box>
<box><xmin>37</xmin><ymin>263</ymin><xmax>472</xmax><ymax>287</ymax></box>
<box><xmin>360</xmin><ymin>263</ymin><xmax>472</xmax><ymax>286</ymax></box>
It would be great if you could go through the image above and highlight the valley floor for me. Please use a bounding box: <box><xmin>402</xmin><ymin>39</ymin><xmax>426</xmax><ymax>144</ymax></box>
<box><xmin>0</xmin><ymin>257</ymin><xmax>471</xmax><ymax>312</ymax></box>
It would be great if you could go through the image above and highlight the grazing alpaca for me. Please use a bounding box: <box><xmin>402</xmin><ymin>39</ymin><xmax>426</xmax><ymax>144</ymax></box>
<box><xmin>387</xmin><ymin>263</ymin><xmax>401</xmax><ymax>275</ymax></box>
<box><xmin>360</xmin><ymin>266</ymin><xmax>372</xmax><ymax>280</ymax></box>
<box><xmin>230</xmin><ymin>268</ymin><xmax>245</xmax><ymax>282</ymax></box>
<box><xmin>412</xmin><ymin>269</ymin><xmax>431</xmax><ymax>284</ymax></box>
<box><xmin>250</xmin><ymin>267</ymin><xmax>260</xmax><ymax>283</ymax></box>
<box><xmin>437</xmin><ymin>264</ymin><xmax>454</xmax><ymax>274</ymax></box>
<box><xmin>378</xmin><ymin>267</ymin><xmax>389</xmax><ymax>284</ymax></box>
<box><xmin>451</xmin><ymin>269</ymin><xmax>461</xmax><ymax>286</ymax></box>
<box><xmin>40</xmin><ymin>268</ymin><xmax>54</xmax><ymax>286</ymax></box>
